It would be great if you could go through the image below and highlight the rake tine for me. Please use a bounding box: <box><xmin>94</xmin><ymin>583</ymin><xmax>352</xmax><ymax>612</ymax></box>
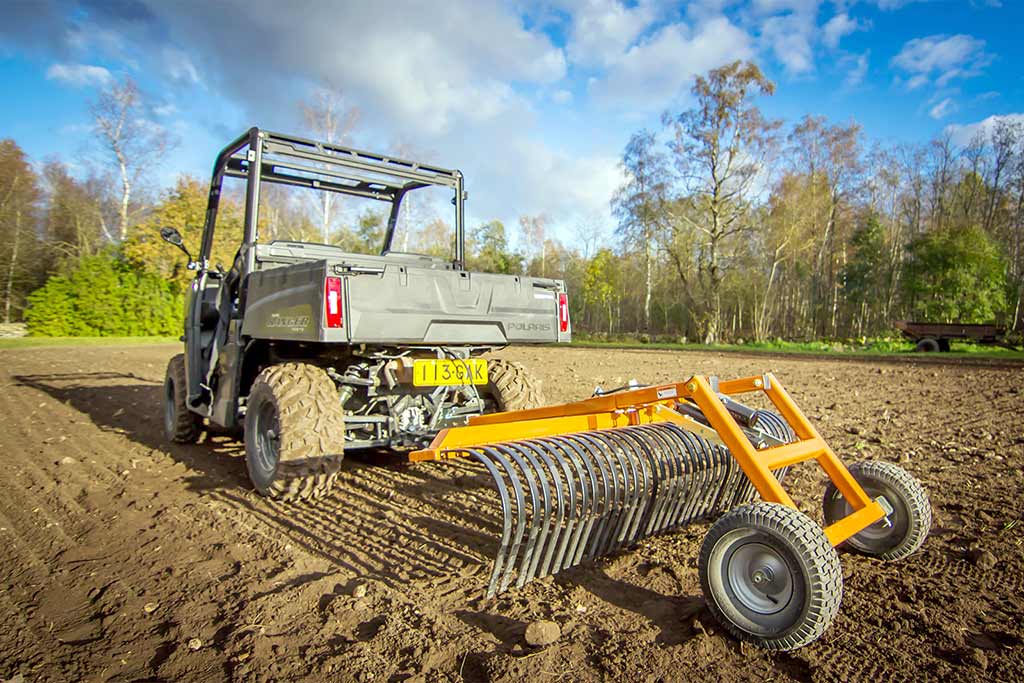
<box><xmin>538</xmin><ymin>437</ymin><xmax>591</xmax><ymax>572</ymax></box>
<box><xmin>565</xmin><ymin>433</ymin><xmax>613</xmax><ymax>561</ymax></box>
<box><xmin>555</xmin><ymin>436</ymin><xmax>600</xmax><ymax>568</ymax></box>
<box><xmin>613</xmin><ymin>431</ymin><xmax>646</xmax><ymax>550</ymax></box>
<box><xmin>463</xmin><ymin>449</ymin><xmax>513</xmax><ymax>598</ymax></box>
<box><xmin>571</xmin><ymin>432</ymin><xmax>620</xmax><ymax>559</ymax></box>
<box><xmin>491</xmin><ymin>444</ymin><xmax>542</xmax><ymax>589</ymax></box>
<box><xmin>478</xmin><ymin>446</ymin><xmax>527</xmax><ymax>593</ymax></box>
<box><xmin>670</xmin><ymin>426</ymin><xmax>707</xmax><ymax>525</ymax></box>
<box><xmin>591</xmin><ymin>431</ymin><xmax>635</xmax><ymax>553</ymax></box>
<box><xmin>506</xmin><ymin>442</ymin><xmax>554</xmax><ymax>585</ymax></box>
<box><xmin>638</xmin><ymin>424</ymin><xmax>681</xmax><ymax>533</ymax></box>
<box><xmin>520</xmin><ymin>440</ymin><xmax>567</xmax><ymax>581</ymax></box>
<box><xmin>576</xmin><ymin>431</ymin><xmax>626</xmax><ymax>557</ymax></box>
<box><xmin>666</xmin><ymin>424</ymin><xmax>702</xmax><ymax>527</ymax></box>
<box><xmin>533</xmin><ymin>437</ymin><xmax>579</xmax><ymax>578</ymax></box>
<box><xmin>615</xmin><ymin>429</ymin><xmax>658</xmax><ymax>544</ymax></box>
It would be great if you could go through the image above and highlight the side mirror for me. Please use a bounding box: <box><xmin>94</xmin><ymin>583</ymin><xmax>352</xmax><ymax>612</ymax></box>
<box><xmin>159</xmin><ymin>226</ymin><xmax>195</xmax><ymax>266</ymax></box>
<box><xmin>160</xmin><ymin>226</ymin><xmax>185</xmax><ymax>247</ymax></box>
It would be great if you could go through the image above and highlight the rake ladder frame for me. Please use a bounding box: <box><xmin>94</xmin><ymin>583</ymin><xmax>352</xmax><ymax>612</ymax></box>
<box><xmin>410</xmin><ymin>372</ymin><xmax>885</xmax><ymax>547</ymax></box>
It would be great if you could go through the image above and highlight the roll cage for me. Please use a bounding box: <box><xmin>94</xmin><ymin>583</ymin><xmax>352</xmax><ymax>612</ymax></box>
<box><xmin>201</xmin><ymin>127</ymin><xmax>467</xmax><ymax>274</ymax></box>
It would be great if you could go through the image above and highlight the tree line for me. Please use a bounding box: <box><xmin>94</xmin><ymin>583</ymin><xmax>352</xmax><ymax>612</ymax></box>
<box><xmin>1</xmin><ymin>64</ymin><xmax>1021</xmax><ymax>341</ymax></box>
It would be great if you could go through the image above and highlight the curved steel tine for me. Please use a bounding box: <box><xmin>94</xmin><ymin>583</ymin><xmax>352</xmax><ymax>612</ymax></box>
<box><xmin>564</xmin><ymin>433</ymin><xmax>613</xmax><ymax>561</ymax></box>
<box><xmin>518</xmin><ymin>440</ymin><xmax>566</xmax><ymax>580</ymax></box>
<box><xmin>664</xmin><ymin>425</ymin><xmax>705</xmax><ymax>526</ymax></box>
<box><xmin>531</xmin><ymin>437</ymin><xmax>578</xmax><ymax>578</ymax></box>
<box><xmin>506</xmin><ymin>441</ymin><xmax>553</xmax><ymax>585</ymax></box>
<box><xmin>613</xmin><ymin>428</ymin><xmax>658</xmax><ymax>544</ymax></box>
<box><xmin>636</xmin><ymin>424</ymin><xmax>680</xmax><ymax>534</ymax></box>
<box><xmin>479</xmin><ymin>446</ymin><xmax>527</xmax><ymax>593</ymax></box>
<box><xmin>536</xmin><ymin>436</ymin><xmax>589</xmax><ymax>572</ymax></box>
<box><xmin>491</xmin><ymin>444</ymin><xmax>542</xmax><ymax>589</ymax></box>
<box><xmin>590</xmin><ymin>430</ymin><xmax>636</xmax><ymax>553</ymax></box>
<box><xmin>613</xmin><ymin>430</ymin><xmax>647</xmax><ymax>550</ymax></box>
<box><xmin>663</xmin><ymin>425</ymin><xmax>697</xmax><ymax>527</ymax></box>
<box><xmin>554</xmin><ymin>436</ymin><xmax>601</xmax><ymax>567</ymax></box>
<box><xmin>464</xmin><ymin>449</ymin><xmax>513</xmax><ymax>598</ymax></box>
<box><xmin>573</xmin><ymin>431</ymin><xmax>624</xmax><ymax>557</ymax></box>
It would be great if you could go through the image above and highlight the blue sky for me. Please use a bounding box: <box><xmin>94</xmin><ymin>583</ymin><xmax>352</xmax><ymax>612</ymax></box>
<box><xmin>1</xmin><ymin>0</ymin><xmax>1022</xmax><ymax>244</ymax></box>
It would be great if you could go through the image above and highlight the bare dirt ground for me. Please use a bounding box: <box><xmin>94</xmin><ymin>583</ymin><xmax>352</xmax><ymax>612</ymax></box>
<box><xmin>1</xmin><ymin>343</ymin><xmax>1022</xmax><ymax>683</ymax></box>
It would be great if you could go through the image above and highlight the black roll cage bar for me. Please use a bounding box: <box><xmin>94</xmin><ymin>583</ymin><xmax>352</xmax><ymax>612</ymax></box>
<box><xmin>200</xmin><ymin>127</ymin><xmax>466</xmax><ymax>273</ymax></box>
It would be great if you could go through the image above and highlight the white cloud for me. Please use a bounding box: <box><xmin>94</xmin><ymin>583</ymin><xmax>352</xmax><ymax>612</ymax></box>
<box><xmin>822</xmin><ymin>12</ymin><xmax>864</xmax><ymax>49</ymax></box>
<box><xmin>138</xmin><ymin>0</ymin><xmax>567</xmax><ymax>135</ymax></box>
<box><xmin>844</xmin><ymin>52</ymin><xmax>869</xmax><ymax>87</ymax></box>
<box><xmin>750</xmin><ymin>0</ymin><xmax>820</xmax><ymax>75</ymax></box>
<box><xmin>928</xmin><ymin>97</ymin><xmax>956</xmax><ymax>119</ymax></box>
<box><xmin>891</xmin><ymin>34</ymin><xmax>991</xmax><ymax>89</ymax></box>
<box><xmin>564</xmin><ymin>0</ymin><xmax>656</xmax><ymax>67</ymax></box>
<box><xmin>590</xmin><ymin>17</ymin><xmax>754</xmax><ymax>110</ymax></box>
<box><xmin>45</xmin><ymin>62</ymin><xmax>112</xmax><ymax>88</ymax></box>
<box><xmin>552</xmin><ymin>89</ymin><xmax>573</xmax><ymax>105</ymax></box>
<box><xmin>946</xmin><ymin>113</ymin><xmax>1024</xmax><ymax>146</ymax></box>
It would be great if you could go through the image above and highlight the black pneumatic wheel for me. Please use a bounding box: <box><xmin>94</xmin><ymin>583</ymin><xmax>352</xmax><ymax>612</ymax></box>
<box><xmin>484</xmin><ymin>359</ymin><xmax>546</xmax><ymax>411</ymax></box>
<box><xmin>164</xmin><ymin>354</ymin><xmax>202</xmax><ymax>443</ymax></box>
<box><xmin>823</xmin><ymin>461</ymin><xmax>931</xmax><ymax>561</ymax></box>
<box><xmin>699</xmin><ymin>503</ymin><xmax>843</xmax><ymax>651</ymax></box>
<box><xmin>244</xmin><ymin>363</ymin><xmax>346</xmax><ymax>502</ymax></box>
<box><xmin>915</xmin><ymin>337</ymin><xmax>940</xmax><ymax>352</ymax></box>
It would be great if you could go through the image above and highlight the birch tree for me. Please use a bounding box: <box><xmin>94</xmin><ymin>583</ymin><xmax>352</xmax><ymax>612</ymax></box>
<box><xmin>300</xmin><ymin>87</ymin><xmax>360</xmax><ymax>243</ymax></box>
<box><xmin>664</xmin><ymin>61</ymin><xmax>779</xmax><ymax>343</ymax></box>
<box><xmin>91</xmin><ymin>77</ymin><xmax>170</xmax><ymax>241</ymax></box>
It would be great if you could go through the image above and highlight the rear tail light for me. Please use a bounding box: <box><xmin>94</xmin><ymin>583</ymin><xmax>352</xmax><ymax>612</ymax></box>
<box><xmin>324</xmin><ymin>276</ymin><xmax>343</xmax><ymax>328</ymax></box>
<box><xmin>558</xmin><ymin>292</ymin><xmax>570</xmax><ymax>333</ymax></box>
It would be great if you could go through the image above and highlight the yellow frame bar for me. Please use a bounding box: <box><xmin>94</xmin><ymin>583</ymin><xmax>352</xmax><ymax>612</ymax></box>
<box><xmin>410</xmin><ymin>372</ymin><xmax>885</xmax><ymax>546</ymax></box>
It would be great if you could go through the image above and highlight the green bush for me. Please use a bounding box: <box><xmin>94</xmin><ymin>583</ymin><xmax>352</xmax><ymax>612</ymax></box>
<box><xmin>25</xmin><ymin>252</ymin><xmax>184</xmax><ymax>336</ymax></box>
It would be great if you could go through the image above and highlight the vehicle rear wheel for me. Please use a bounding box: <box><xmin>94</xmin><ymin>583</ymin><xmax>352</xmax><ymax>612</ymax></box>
<box><xmin>484</xmin><ymin>359</ymin><xmax>546</xmax><ymax>412</ymax></box>
<box><xmin>164</xmin><ymin>354</ymin><xmax>202</xmax><ymax>443</ymax></box>
<box><xmin>699</xmin><ymin>503</ymin><xmax>843</xmax><ymax>651</ymax></box>
<box><xmin>823</xmin><ymin>461</ymin><xmax>931</xmax><ymax>561</ymax></box>
<box><xmin>915</xmin><ymin>337</ymin><xmax>940</xmax><ymax>352</ymax></box>
<box><xmin>244</xmin><ymin>363</ymin><xmax>346</xmax><ymax>502</ymax></box>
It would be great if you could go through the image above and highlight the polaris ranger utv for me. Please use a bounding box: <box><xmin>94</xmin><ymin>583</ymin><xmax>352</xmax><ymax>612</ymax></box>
<box><xmin>161</xmin><ymin>128</ymin><xmax>570</xmax><ymax>501</ymax></box>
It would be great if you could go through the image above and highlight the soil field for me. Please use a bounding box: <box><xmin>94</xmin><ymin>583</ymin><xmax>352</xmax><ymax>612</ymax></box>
<box><xmin>1</xmin><ymin>343</ymin><xmax>1022</xmax><ymax>683</ymax></box>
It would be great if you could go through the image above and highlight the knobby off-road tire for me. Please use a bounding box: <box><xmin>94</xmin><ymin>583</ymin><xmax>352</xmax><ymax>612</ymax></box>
<box><xmin>164</xmin><ymin>354</ymin><xmax>202</xmax><ymax>443</ymax></box>
<box><xmin>916</xmin><ymin>337</ymin><xmax>940</xmax><ymax>352</ymax></box>
<box><xmin>699</xmin><ymin>502</ymin><xmax>843</xmax><ymax>651</ymax></box>
<box><xmin>485</xmin><ymin>359</ymin><xmax>546</xmax><ymax>411</ymax></box>
<box><xmin>244</xmin><ymin>363</ymin><xmax>346</xmax><ymax>503</ymax></box>
<box><xmin>823</xmin><ymin>461</ymin><xmax>931</xmax><ymax>561</ymax></box>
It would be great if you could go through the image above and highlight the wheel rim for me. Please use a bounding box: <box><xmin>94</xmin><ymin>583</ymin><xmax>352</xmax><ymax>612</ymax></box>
<box><xmin>725</xmin><ymin>541</ymin><xmax>795</xmax><ymax>615</ymax></box>
<box><xmin>164</xmin><ymin>377</ymin><xmax>176</xmax><ymax>436</ymax></box>
<box><xmin>832</xmin><ymin>483</ymin><xmax>908</xmax><ymax>552</ymax></box>
<box><xmin>251</xmin><ymin>399</ymin><xmax>280</xmax><ymax>481</ymax></box>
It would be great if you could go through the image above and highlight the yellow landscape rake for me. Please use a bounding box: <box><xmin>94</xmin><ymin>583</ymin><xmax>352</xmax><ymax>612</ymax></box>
<box><xmin>412</xmin><ymin>372</ymin><xmax>931</xmax><ymax>651</ymax></box>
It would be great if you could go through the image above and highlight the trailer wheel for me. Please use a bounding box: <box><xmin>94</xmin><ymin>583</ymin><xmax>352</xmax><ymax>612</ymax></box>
<box><xmin>484</xmin><ymin>360</ymin><xmax>546</xmax><ymax>411</ymax></box>
<box><xmin>915</xmin><ymin>337</ymin><xmax>940</xmax><ymax>352</ymax></box>
<box><xmin>244</xmin><ymin>363</ymin><xmax>345</xmax><ymax>502</ymax></box>
<box><xmin>164</xmin><ymin>354</ymin><xmax>202</xmax><ymax>443</ymax></box>
<box><xmin>823</xmin><ymin>461</ymin><xmax>931</xmax><ymax>561</ymax></box>
<box><xmin>699</xmin><ymin>503</ymin><xmax>842</xmax><ymax>651</ymax></box>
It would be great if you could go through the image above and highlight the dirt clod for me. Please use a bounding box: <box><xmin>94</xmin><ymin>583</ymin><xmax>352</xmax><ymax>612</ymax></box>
<box><xmin>524</xmin><ymin>620</ymin><xmax>560</xmax><ymax>647</ymax></box>
<box><xmin>352</xmin><ymin>582</ymin><xmax>368</xmax><ymax>598</ymax></box>
<box><xmin>187</xmin><ymin>638</ymin><xmax>203</xmax><ymax>651</ymax></box>
<box><xmin>966</xmin><ymin>549</ymin><xmax>997</xmax><ymax>570</ymax></box>
<box><xmin>58</xmin><ymin>456</ymin><xmax>77</xmax><ymax>465</ymax></box>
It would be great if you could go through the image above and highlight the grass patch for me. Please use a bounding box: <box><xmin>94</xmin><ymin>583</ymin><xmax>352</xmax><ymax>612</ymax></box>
<box><xmin>0</xmin><ymin>336</ymin><xmax>179</xmax><ymax>350</ymax></box>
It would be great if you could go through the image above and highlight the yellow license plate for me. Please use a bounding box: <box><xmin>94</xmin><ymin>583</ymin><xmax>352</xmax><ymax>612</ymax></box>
<box><xmin>413</xmin><ymin>359</ymin><xmax>488</xmax><ymax>386</ymax></box>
